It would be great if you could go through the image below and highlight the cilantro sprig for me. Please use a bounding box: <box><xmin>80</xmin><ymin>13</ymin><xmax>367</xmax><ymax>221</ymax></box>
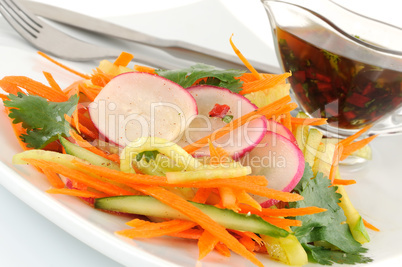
<box><xmin>155</xmin><ymin>63</ymin><xmax>245</xmax><ymax>93</ymax></box>
<box><xmin>4</xmin><ymin>93</ymin><xmax>78</xmax><ymax>149</ymax></box>
<box><xmin>289</xmin><ymin>163</ymin><xmax>373</xmax><ymax>265</ymax></box>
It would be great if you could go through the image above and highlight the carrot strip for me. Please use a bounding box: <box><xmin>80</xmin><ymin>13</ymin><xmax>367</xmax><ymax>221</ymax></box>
<box><xmin>42</xmin><ymin>71</ymin><xmax>64</xmax><ymax>94</ymax></box>
<box><xmin>78</xmin><ymin>83</ymin><xmax>100</xmax><ymax>101</ymax></box>
<box><xmin>192</xmin><ymin>188</ymin><xmax>213</xmax><ymax>204</ymax></box>
<box><xmin>239</xmin><ymin>205</ymin><xmax>326</xmax><ymax>217</ymax></box>
<box><xmin>2</xmin><ymin>76</ymin><xmax>68</xmax><ymax>102</ymax></box>
<box><xmin>133</xmin><ymin>65</ymin><xmax>156</xmax><ymax>74</ymax></box>
<box><xmin>340</xmin><ymin>135</ymin><xmax>378</xmax><ymax>161</ymax></box>
<box><xmin>219</xmin><ymin>187</ymin><xmax>239</xmax><ymax>212</ymax></box>
<box><xmin>113</xmin><ymin>52</ymin><xmax>134</xmax><ymax>67</ymax></box>
<box><xmin>37</xmin><ymin>51</ymin><xmax>90</xmax><ymax>79</ymax></box>
<box><xmin>118</xmin><ymin>220</ymin><xmax>196</xmax><ymax>238</ymax></box>
<box><xmin>65</xmin><ymin>114</ymin><xmax>99</xmax><ymax>139</ymax></box>
<box><xmin>291</xmin><ymin>117</ymin><xmax>328</xmax><ymax>126</ymax></box>
<box><xmin>262</xmin><ymin>216</ymin><xmax>302</xmax><ymax>229</ymax></box>
<box><xmin>127</xmin><ymin>184</ymin><xmax>264</xmax><ymax>267</ymax></box>
<box><xmin>229</xmin><ymin>34</ymin><xmax>262</xmax><ymax>80</ymax></box>
<box><xmin>46</xmin><ymin>188</ymin><xmax>108</xmax><ymax>198</ymax></box>
<box><xmin>281</xmin><ymin>112</ymin><xmax>292</xmax><ymax>132</ymax></box>
<box><xmin>91</xmin><ymin>69</ymin><xmax>113</xmax><ymax>86</ymax></box>
<box><xmin>240</xmin><ymin>72</ymin><xmax>291</xmax><ymax>95</ymax></box>
<box><xmin>235</xmin><ymin>190</ymin><xmax>262</xmax><ymax>211</ymax></box>
<box><xmin>69</xmin><ymin>130</ymin><xmax>119</xmax><ymax>163</ymax></box>
<box><xmin>363</xmin><ymin>218</ymin><xmax>380</xmax><ymax>232</ymax></box>
<box><xmin>4</xmin><ymin>108</ymin><xmax>30</xmax><ymax>151</ymax></box>
<box><xmin>332</xmin><ymin>179</ymin><xmax>356</xmax><ymax>186</ymax></box>
<box><xmin>338</xmin><ymin>125</ymin><xmax>372</xmax><ymax>147</ymax></box>
<box><xmin>184</xmin><ymin>95</ymin><xmax>293</xmax><ymax>154</ymax></box>
<box><xmin>0</xmin><ymin>79</ymin><xmax>24</xmax><ymax>95</ymax></box>
<box><xmin>0</xmin><ymin>94</ymin><xmax>8</xmax><ymax>101</ymax></box>
<box><xmin>230</xmin><ymin>229</ymin><xmax>264</xmax><ymax>246</ymax></box>
<box><xmin>42</xmin><ymin>168</ymin><xmax>64</xmax><ymax>188</ymax></box>
<box><xmin>71</xmin><ymin>160</ymin><xmax>301</xmax><ymax>203</ymax></box>
<box><xmin>168</xmin><ymin>228</ymin><xmax>204</xmax><ymax>239</ymax></box>
<box><xmin>198</xmin><ymin>230</ymin><xmax>220</xmax><ymax>260</ymax></box>
<box><xmin>125</xmin><ymin>218</ymin><xmax>150</xmax><ymax>227</ymax></box>
<box><xmin>215</xmin><ymin>243</ymin><xmax>231</xmax><ymax>257</ymax></box>
<box><xmin>24</xmin><ymin>159</ymin><xmax>134</xmax><ymax>196</ymax></box>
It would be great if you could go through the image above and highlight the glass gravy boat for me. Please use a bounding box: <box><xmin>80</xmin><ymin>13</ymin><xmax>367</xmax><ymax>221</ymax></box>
<box><xmin>261</xmin><ymin>0</ymin><xmax>402</xmax><ymax>137</ymax></box>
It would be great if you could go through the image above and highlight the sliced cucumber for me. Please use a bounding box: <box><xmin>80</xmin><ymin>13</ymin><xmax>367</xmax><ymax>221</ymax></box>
<box><xmin>59</xmin><ymin>136</ymin><xmax>119</xmax><ymax>170</ymax></box>
<box><xmin>94</xmin><ymin>195</ymin><xmax>289</xmax><ymax>238</ymax></box>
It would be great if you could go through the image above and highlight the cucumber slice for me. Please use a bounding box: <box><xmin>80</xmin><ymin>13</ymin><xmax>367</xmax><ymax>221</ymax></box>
<box><xmin>59</xmin><ymin>137</ymin><xmax>119</xmax><ymax>170</ymax></box>
<box><xmin>95</xmin><ymin>195</ymin><xmax>289</xmax><ymax>238</ymax></box>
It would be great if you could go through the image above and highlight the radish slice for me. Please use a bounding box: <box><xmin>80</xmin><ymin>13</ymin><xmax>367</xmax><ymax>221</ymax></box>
<box><xmin>240</xmin><ymin>131</ymin><xmax>305</xmax><ymax>208</ymax></box>
<box><xmin>177</xmin><ymin>85</ymin><xmax>267</xmax><ymax>158</ymax></box>
<box><xmin>89</xmin><ymin>72</ymin><xmax>198</xmax><ymax>147</ymax></box>
<box><xmin>266</xmin><ymin>119</ymin><xmax>297</xmax><ymax>144</ymax></box>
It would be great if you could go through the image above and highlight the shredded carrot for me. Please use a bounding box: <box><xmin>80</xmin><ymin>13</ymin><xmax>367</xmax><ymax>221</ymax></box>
<box><xmin>42</xmin><ymin>168</ymin><xmax>64</xmax><ymax>188</ymax></box>
<box><xmin>2</xmin><ymin>76</ymin><xmax>68</xmax><ymax>102</ymax></box>
<box><xmin>78</xmin><ymin>83</ymin><xmax>100</xmax><ymax>101</ymax></box>
<box><xmin>338</xmin><ymin>125</ymin><xmax>372</xmax><ymax>147</ymax></box>
<box><xmin>230</xmin><ymin>230</ymin><xmax>264</xmax><ymax>246</ymax></box>
<box><xmin>46</xmin><ymin>188</ymin><xmax>108</xmax><ymax>199</ymax></box>
<box><xmin>291</xmin><ymin>117</ymin><xmax>328</xmax><ymax>126</ymax></box>
<box><xmin>125</xmin><ymin>218</ymin><xmax>150</xmax><ymax>227</ymax></box>
<box><xmin>235</xmin><ymin>190</ymin><xmax>262</xmax><ymax>211</ymax></box>
<box><xmin>0</xmin><ymin>93</ymin><xmax>8</xmax><ymax>101</ymax></box>
<box><xmin>65</xmin><ymin>114</ymin><xmax>99</xmax><ymax>139</ymax></box>
<box><xmin>239</xmin><ymin>205</ymin><xmax>327</xmax><ymax>217</ymax></box>
<box><xmin>127</xmin><ymin>184</ymin><xmax>263</xmax><ymax>267</ymax></box>
<box><xmin>168</xmin><ymin>228</ymin><xmax>203</xmax><ymax>239</ymax></box>
<box><xmin>24</xmin><ymin>159</ymin><xmax>134</xmax><ymax>196</ymax></box>
<box><xmin>240</xmin><ymin>72</ymin><xmax>291</xmax><ymax>95</ymax></box>
<box><xmin>332</xmin><ymin>179</ymin><xmax>356</xmax><ymax>186</ymax></box>
<box><xmin>219</xmin><ymin>187</ymin><xmax>239</xmax><ymax>212</ymax></box>
<box><xmin>262</xmin><ymin>216</ymin><xmax>302</xmax><ymax>229</ymax></box>
<box><xmin>340</xmin><ymin>135</ymin><xmax>378</xmax><ymax>161</ymax></box>
<box><xmin>69</xmin><ymin>130</ymin><xmax>120</xmax><ymax>163</ymax></box>
<box><xmin>184</xmin><ymin>95</ymin><xmax>294</xmax><ymax>154</ymax></box>
<box><xmin>192</xmin><ymin>188</ymin><xmax>213</xmax><ymax>204</ymax></box>
<box><xmin>133</xmin><ymin>65</ymin><xmax>156</xmax><ymax>74</ymax></box>
<box><xmin>42</xmin><ymin>71</ymin><xmax>64</xmax><ymax>94</ymax></box>
<box><xmin>281</xmin><ymin>112</ymin><xmax>292</xmax><ymax>132</ymax></box>
<box><xmin>229</xmin><ymin>34</ymin><xmax>262</xmax><ymax>80</ymax></box>
<box><xmin>113</xmin><ymin>52</ymin><xmax>134</xmax><ymax>67</ymax></box>
<box><xmin>0</xmin><ymin>79</ymin><xmax>24</xmax><ymax>95</ymax></box>
<box><xmin>4</xmin><ymin>108</ymin><xmax>30</xmax><ymax>151</ymax></box>
<box><xmin>118</xmin><ymin>220</ymin><xmax>196</xmax><ymax>239</ymax></box>
<box><xmin>215</xmin><ymin>243</ymin><xmax>231</xmax><ymax>257</ymax></box>
<box><xmin>363</xmin><ymin>218</ymin><xmax>380</xmax><ymax>232</ymax></box>
<box><xmin>198</xmin><ymin>230</ymin><xmax>220</xmax><ymax>260</ymax></box>
<box><xmin>91</xmin><ymin>69</ymin><xmax>113</xmax><ymax>87</ymax></box>
<box><xmin>37</xmin><ymin>51</ymin><xmax>90</xmax><ymax>79</ymax></box>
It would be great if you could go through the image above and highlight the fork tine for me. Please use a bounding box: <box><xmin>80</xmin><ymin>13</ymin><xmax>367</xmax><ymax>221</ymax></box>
<box><xmin>0</xmin><ymin>0</ymin><xmax>41</xmax><ymax>38</ymax></box>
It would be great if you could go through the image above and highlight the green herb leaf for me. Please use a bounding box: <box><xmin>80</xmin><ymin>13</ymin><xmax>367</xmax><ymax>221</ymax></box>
<box><xmin>222</xmin><ymin>115</ymin><xmax>233</xmax><ymax>123</ymax></box>
<box><xmin>136</xmin><ymin>150</ymin><xmax>160</xmax><ymax>163</ymax></box>
<box><xmin>4</xmin><ymin>93</ymin><xmax>78</xmax><ymax>149</ymax></box>
<box><xmin>290</xmin><ymin>163</ymin><xmax>372</xmax><ymax>265</ymax></box>
<box><xmin>155</xmin><ymin>63</ymin><xmax>244</xmax><ymax>93</ymax></box>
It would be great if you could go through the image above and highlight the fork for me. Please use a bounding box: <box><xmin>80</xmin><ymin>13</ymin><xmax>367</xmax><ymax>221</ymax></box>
<box><xmin>0</xmin><ymin>0</ymin><xmax>191</xmax><ymax>69</ymax></box>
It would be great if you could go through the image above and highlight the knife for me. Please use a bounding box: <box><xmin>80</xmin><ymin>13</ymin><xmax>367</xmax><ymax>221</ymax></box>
<box><xmin>21</xmin><ymin>0</ymin><xmax>280</xmax><ymax>73</ymax></box>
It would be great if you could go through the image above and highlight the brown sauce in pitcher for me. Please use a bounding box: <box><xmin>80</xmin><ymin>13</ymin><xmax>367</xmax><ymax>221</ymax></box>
<box><xmin>276</xmin><ymin>27</ymin><xmax>402</xmax><ymax>129</ymax></box>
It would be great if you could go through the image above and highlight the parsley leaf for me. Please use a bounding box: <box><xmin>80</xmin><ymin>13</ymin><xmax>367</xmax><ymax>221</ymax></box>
<box><xmin>136</xmin><ymin>150</ymin><xmax>160</xmax><ymax>163</ymax></box>
<box><xmin>4</xmin><ymin>93</ymin><xmax>78</xmax><ymax>149</ymax></box>
<box><xmin>155</xmin><ymin>63</ymin><xmax>244</xmax><ymax>93</ymax></box>
<box><xmin>289</xmin><ymin>163</ymin><xmax>373</xmax><ymax>265</ymax></box>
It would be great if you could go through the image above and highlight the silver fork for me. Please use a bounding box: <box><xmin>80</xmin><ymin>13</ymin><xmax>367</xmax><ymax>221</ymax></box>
<box><xmin>0</xmin><ymin>0</ymin><xmax>188</xmax><ymax>69</ymax></box>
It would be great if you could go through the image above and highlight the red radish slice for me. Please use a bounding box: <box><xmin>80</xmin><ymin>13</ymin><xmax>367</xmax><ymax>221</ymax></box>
<box><xmin>240</xmin><ymin>131</ymin><xmax>305</xmax><ymax>207</ymax></box>
<box><xmin>177</xmin><ymin>85</ymin><xmax>267</xmax><ymax>158</ymax></box>
<box><xmin>89</xmin><ymin>72</ymin><xmax>198</xmax><ymax>147</ymax></box>
<box><xmin>266</xmin><ymin>119</ymin><xmax>297</xmax><ymax>144</ymax></box>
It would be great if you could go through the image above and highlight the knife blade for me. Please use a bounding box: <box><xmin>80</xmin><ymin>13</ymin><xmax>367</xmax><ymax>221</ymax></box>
<box><xmin>21</xmin><ymin>0</ymin><xmax>280</xmax><ymax>73</ymax></box>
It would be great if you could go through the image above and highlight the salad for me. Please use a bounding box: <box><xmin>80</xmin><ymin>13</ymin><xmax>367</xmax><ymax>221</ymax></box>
<box><xmin>0</xmin><ymin>38</ymin><xmax>378</xmax><ymax>266</ymax></box>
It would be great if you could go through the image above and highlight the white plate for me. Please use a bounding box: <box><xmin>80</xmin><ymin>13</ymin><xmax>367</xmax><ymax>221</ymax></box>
<box><xmin>1</xmin><ymin>1</ymin><xmax>402</xmax><ymax>266</ymax></box>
